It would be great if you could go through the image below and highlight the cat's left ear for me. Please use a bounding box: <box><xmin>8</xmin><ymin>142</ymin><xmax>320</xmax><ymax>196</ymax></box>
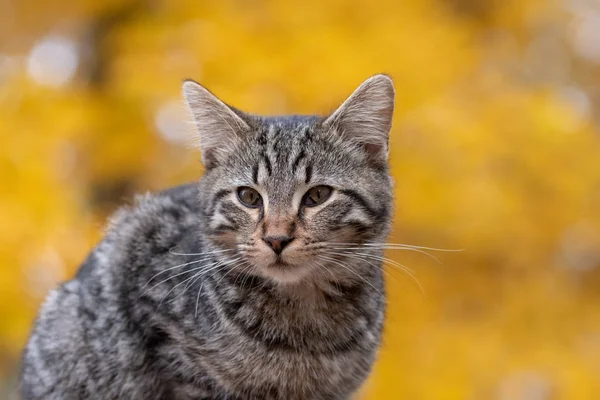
<box><xmin>322</xmin><ymin>74</ymin><xmax>395</xmax><ymax>164</ymax></box>
<box><xmin>182</xmin><ymin>80</ymin><xmax>250</xmax><ymax>169</ymax></box>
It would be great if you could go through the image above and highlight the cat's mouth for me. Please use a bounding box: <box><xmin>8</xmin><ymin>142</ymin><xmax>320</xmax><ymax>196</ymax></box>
<box><xmin>254</xmin><ymin>256</ymin><xmax>312</xmax><ymax>284</ymax></box>
<box><xmin>268</xmin><ymin>260</ymin><xmax>292</xmax><ymax>269</ymax></box>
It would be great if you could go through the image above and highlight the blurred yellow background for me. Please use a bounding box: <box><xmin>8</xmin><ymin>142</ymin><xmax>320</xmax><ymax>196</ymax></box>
<box><xmin>2</xmin><ymin>0</ymin><xmax>600</xmax><ymax>398</ymax></box>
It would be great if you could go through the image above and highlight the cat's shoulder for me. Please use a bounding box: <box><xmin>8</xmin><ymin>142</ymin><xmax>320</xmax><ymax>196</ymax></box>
<box><xmin>106</xmin><ymin>182</ymin><xmax>201</xmax><ymax>237</ymax></box>
<box><xmin>79</xmin><ymin>183</ymin><xmax>202</xmax><ymax>278</ymax></box>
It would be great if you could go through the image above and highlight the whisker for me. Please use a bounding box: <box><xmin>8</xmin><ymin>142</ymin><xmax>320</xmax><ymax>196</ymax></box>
<box><xmin>326</xmin><ymin>250</ymin><xmax>403</xmax><ymax>289</ymax></box>
<box><xmin>329</xmin><ymin>250</ymin><xmax>425</xmax><ymax>296</ymax></box>
<box><xmin>165</xmin><ymin>258</ymin><xmax>240</xmax><ymax>306</ymax></box>
<box><xmin>330</xmin><ymin>251</ymin><xmax>418</xmax><ymax>278</ymax></box>
<box><xmin>256</xmin><ymin>271</ymin><xmax>272</xmax><ymax>293</ymax></box>
<box><xmin>157</xmin><ymin>270</ymin><xmax>207</xmax><ymax>310</ymax></box>
<box><xmin>142</xmin><ymin>264</ymin><xmax>211</xmax><ymax>296</ymax></box>
<box><xmin>327</xmin><ymin>245</ymin><xmax>442</xmax><ymax>264</ymax></box>
<box><xmin>192</xmin><ymin>258</ymin><xmax>242</xmax><ymax>318</ymax></box>
<box><xmin>328</xmin><ymin>241</ymin><xmax>463</xmax><ymax>254</ymax></box>
<box><xmin>168</xmin><ymin>248</ymin><xmax>235</xmax><ymax>256</ymax></box>
<box><xmin>364</xmin><ymin>243</ymin><xmax>464</xmax><ymax>252</ymax></box>
<box><xmin>167</xmin><ymin>273</ymin><xmax>204</xmax><ymax>305</ymax></box>
<box><xmin>328</xmin><ymin>241</ymin><xmax>462</xmax><ymax>251</ymax></box>
<box><xmin>234</xmin><ymin>262</ymin><xmax>255</xmax><ymax>288</ymax></box>
<box><xmin>317</xmin><ymin>255</ymin><xmax>383</xmax><ymax>297</ymax></box>
<box><xmin>214</xmin><ymin>259</ymin><xmax>247</xmax><ymax>290</ymax></box>
<box><xmin>144</xmin><ymin>256</ymin><xmax>239</xmax><ymax>298</ymax></box>
<box><xmin>313</xmin><ymin>258</ymin><xmax>342</xmax><ymax>293</ymax></box>
<box><xmin>144</xmin><ymin>257</ymin><xmax>215</xmax><ymax>287</ymax></box>
<box><xmin>194</xmin><ymin>280</ymin><xmax>205</xmax><ymax>318</ymax></box>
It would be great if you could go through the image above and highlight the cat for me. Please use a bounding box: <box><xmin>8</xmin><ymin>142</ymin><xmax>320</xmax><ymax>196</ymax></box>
<box><xmin>20</xmin><ymin>74</ymin><xmax>395</xmax><ymax>400</ymax></box>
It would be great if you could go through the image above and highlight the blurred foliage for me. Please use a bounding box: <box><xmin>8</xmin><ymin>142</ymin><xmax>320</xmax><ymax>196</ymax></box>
<box><xmin>2</xmin><ymin>0</ymin><xmax>600</xmax><ymax>398</ymax></box>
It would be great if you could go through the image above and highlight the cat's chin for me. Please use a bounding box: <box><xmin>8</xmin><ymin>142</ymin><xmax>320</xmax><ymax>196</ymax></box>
<box><xmin>262</xmin><ymin>261</ymin><xmax>312</xmax><ymax>284</ymax></box>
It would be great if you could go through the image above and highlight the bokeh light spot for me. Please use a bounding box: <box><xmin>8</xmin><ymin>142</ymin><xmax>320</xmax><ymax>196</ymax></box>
<box><xmin>27</xmin><ymin>35</ymin><xmax>79</xmax><ymax>87</ymax></box>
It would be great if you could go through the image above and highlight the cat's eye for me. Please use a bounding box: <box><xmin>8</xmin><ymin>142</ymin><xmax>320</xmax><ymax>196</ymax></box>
<box><xmin>302</xmin><ymin>186</ymin><xmax>333</xmax><ymax>207</ymax></box>
<box><xmin>237</xmin><ymin>187</ymin><xmax>263</xmax><ymax>208</ymax></box>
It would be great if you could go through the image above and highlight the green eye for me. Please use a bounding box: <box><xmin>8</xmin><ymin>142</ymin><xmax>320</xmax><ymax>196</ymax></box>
<box><xmin>302</xmin><ymin>186</ymin><xmax>333</xmax><ymax>207</ymax></box>
<box><xmin>237</xmin><ymin>187</ymin><xmax>263</xmax><ymax>208</ymax></box>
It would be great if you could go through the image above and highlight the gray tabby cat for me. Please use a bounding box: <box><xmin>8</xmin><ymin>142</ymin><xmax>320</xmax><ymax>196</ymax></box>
<box><xmin>20</xmin><ymin>74</ymin><xmax>395</xmax><ymax>400</ymax></box>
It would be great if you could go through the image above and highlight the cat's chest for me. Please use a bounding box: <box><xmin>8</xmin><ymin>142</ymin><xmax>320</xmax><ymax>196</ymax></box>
<box><xmin>167</xmin><ymin>301</ymin><xmax>377</xmax><ymax>399</ymax></box>
<box><xmin>199</xmin><ymin>331</ymin><xmax>366</xmax><ymax>399</ymax></box>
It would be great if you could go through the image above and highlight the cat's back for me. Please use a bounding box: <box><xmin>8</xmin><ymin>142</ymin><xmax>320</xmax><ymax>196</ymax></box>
<box><xmin>20</xmin><ymin>183</ymin><xmax>203</xmax><ymax>400</ymax></box>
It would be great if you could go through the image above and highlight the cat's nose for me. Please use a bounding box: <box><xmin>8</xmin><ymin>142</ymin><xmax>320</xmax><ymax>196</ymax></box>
<box><xmin>262</xmin><ymin>235</ymin><xmax>293</xmax><ymax>255</ymax></box>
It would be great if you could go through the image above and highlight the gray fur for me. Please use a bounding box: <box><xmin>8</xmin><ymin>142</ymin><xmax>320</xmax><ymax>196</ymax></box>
<box><xmin>20</xmin><ymin>75</ymin><xmax>395</xmax><ymax>399</ymax></box>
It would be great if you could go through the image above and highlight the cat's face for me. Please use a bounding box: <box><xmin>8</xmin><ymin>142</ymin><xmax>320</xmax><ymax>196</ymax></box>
<box><xmin>185</xmin><ymin>76</ymin><xmax>394</xmax><ymax>284</ymax></box>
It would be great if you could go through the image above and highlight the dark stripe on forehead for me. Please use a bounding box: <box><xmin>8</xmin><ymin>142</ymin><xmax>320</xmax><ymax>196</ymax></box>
<box><xmin>305</xmin><ymin>164</ymin><xmax>312</xmax><ymax>184</ymax></box>
<box><xmin>263</xmin><ymin>153</ymin><xmax>272</xmax><ymax>176</ymax></box>
<box><xmin>257</xmin><ymin>130</ymin><xmax>268</xmax><ymax>147</ymax></box>
<box><xmin>252</xmin><ymin>164</ymin><xmax>259</xmax><ymax>185</ymax></box>
<box><xmin>299</xmin><ymin>126</ymin><xmax>313</xmax><ymax>149</ymax></box>
<box><xmin>291</xmin><ymin>149</ymin><xmax>306</xmax><ymax>173</ymax></box>
<box><xmin>303</xmin><ymin>126</ymin><xmax>313</xmax><ymax>139</ymax></box>
<box><xmin>270</xmin><ymin>125</ymin><xmax>284</xmax><ymax>149</ymax></box>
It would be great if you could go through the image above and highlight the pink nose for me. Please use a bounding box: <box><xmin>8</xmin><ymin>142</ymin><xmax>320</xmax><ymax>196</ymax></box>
<box><xmin>263</xmin><ymin>236</ymin><xmax>293</xmax><ymax>255</ymax></box>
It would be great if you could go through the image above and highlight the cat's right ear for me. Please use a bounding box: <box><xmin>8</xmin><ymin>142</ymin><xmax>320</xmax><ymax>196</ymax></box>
<box><xmin>182</xmin><ymin>80</ymin><xmax>250</xmax><ymax>169</ymax></box>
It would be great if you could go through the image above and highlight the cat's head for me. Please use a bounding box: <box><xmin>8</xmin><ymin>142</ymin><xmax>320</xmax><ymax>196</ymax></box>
<box><xmin>183</xmin><ymin>75</ymin><xmax>394</xmax><ymax>285</ymax></box>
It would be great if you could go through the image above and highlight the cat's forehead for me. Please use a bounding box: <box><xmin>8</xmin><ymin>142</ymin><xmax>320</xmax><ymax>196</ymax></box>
<box><xmin>258</xmin><ymin>115</ymin><xmax>321</xmax><ymax>129</ymax></box>
<box><xmin>229</xmin><ymin>116</ymin><xmax>323</xmax><ymax>199</ymax></box>
<box><xmin>253</xmin><ymin>115</ymin><xmax>321</xmax><ymax>141</ymax></box>
<box><xmin>223</xmin><ymin>114</ymin><xmax>357</xmax><ymax>194</ymax></box>
<box><xmin>246</xmin><ymin>115</ymin><xmax>325</xmax><ymax>158</ymax></box>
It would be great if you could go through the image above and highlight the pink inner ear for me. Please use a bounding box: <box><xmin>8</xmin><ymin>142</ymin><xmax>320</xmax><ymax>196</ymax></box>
<box><xmin>202</xmin><ymin>149</ymin><xmax>220</xmax><ymax>170</ymax></box>
<box><xmin>364</xmin><ymin>142</ymin><xmax>386</xmax><ymax>157</ymax></box>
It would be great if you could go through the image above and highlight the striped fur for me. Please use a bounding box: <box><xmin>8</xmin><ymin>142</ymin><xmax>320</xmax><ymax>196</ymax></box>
<box><xmin>20</xmin><ymin>75</ymin><xmax>395</xmax><ymax>399</ymax></box>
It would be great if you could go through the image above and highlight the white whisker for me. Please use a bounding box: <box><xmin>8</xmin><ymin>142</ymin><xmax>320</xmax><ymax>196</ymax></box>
<box><xmin>157</xmin><ymin>270</ymin><xmax>207</xmax><ymax>310</ymax></box>
<box><xmin>329</xmin><ymin>241</ymin><xmax>463</xmax><ymax>252</ymax></box>
<box><xmin>233</xmin><ymin>262</ymin><xmax>255</xmax><ymax>288</ymax></box>
<box><xmin>168</xmin><ymin>248</ymin><xmax>235</xmax><ymax>256</ymax></box>
<box><xmin>328</xmin><ymin>250</ymin><xmax>425</xmax><ymax>296</ymax></box>
<box><xmin>142</xmin><ymin>264</ymin><xmax>209</xmax><ymax>296</ymax></box>
<box><xmin>317</xmin><ymin>255</ymin><xmax>383</xmax><ymax>297</ymax></box>
<box><xmin>165</xmin><ymin>258</ymin><xmax>238</xmax><ymax>306</ymax></box>
<box><xmin>214</xmin><ymin>259</ymin><xmax>247</xmax><ymax>290</ymax></box>
<box><xmin>327</xmin><ymin>245</ymin><xmax>442</xmax><ymax>263</ymax></box>
<box><xmin>192</xmin><ymin>257</ymin><xmax>242</xmax><ymax>318</ymax></box>
<box><xmin>144</xmin><ymin>257</ymin><xmax>214</xmax><ymax>288</ymax></box>
<box><xmin>326</xmin><ymin>250</ymin><xmax>402</xmax><ymax>288</ymax></box>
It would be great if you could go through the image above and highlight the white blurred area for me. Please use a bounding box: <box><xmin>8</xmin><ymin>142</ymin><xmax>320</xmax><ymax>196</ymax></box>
<box><xmin>566</xmin><ymin>0</ymin><xmax>600</xmax><ymax>63</ymax></box>
<box><xmin>3</xmin><ymin>0</ymin><xmax>596</xmax><ymax>137</ymax></box>
<box><xmin>24</xmin><ymin>247</ymin><xmax>66</xmax><ymax>298</ymax></box>
<box><xmin>26</xmin><ymin>35</ymin><xmax>79</xmax><ymax>87</ymax></box>
<box><xmin>155</xmin><ymin>100</ymin><xmax>195</xmax><ymax>145</ymax></box>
